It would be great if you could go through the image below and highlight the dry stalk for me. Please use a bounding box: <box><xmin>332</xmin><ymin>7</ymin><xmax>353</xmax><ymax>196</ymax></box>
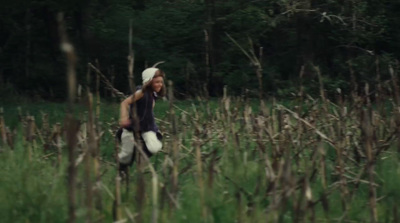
<box><xmin>54</xmin><ymin>123</ymin><xmax>62</xmax><ymax>166</ymax></box>
<box><xmin>314</xmin><ymin>65</ymin><xmax>337</xmax><ymax>139</ymax></box>
<box><xmin>389</xmin><ymin>64</ymin><xmax>400</xmax><ymax>106</ymax></box>
<box><xmin>314</xmin><ymin>66</ymin><xmax>326</xmax><ymax>104</ymax></box>
<box><xmin>279</xmin><ymin>131</ymin><xmax>296</xmax><ymax>221</ymax></box>
<box><xmin>57</xmin><ymin>14</ymin><xmax>76</xmax><ymax>106</ymax></box>
<box><xmin>83</xmin><ymin>141</ymin><xmax>93</xmax><ymax>222</ymax></box>
<box><xmin>6</xmin><ymin>127</ymin><xmax>14</xmax><ymax>150</ymax></box>
<box><xmin>338</xmin><ymin>139</ymin><xmax>378</xmax><ymax>221</ymax></box>
<box><xmin>236</xmin><ymin>191</ymin><xmax>243</xmax><ymax>223</ymax></box>
<box><xmin>135</xmin><ymin>168</ymin><xmax>145</xmax><ymax>223</ymax></box>
<box><xmin>58</xmin><ymin>12</ymin><xmax>79</xmax><ymax>223</ymax></box>
<box><xmin>195</xmin><ymin>138</ymin><xmax>206</xmax><ymax>220</ymax></box>
<box><xmin>375</xmin><ymin>57</ymin><xmax>383</xmax><ymax>114</ymax></box>
<box><xmin>168</xmin><ymin>80</ymin><xmax>180</xmax><ymax>202</ymax></box>
<box><xmin>65</xmin><ymin>115</ymin><xmax>80</xmax><ymax>223</ymax></box>
<box><xmin>0</xmin><ymin>107</ymin><xmax>7</xmax><ymax>146</ymax></box>
<box><xmin>95</xmin><ymin>60</ymin><xmax>101</xmax><ymax>122</ymax></box>
<box><xmin>88</xmin><ymin>63</ymin><xmax>126</xmax><ymax>100</ymax></box>
<box><xmin>278</xmin><ymin>105</ymin><xmax>335</xmax><ymax>147</ymax></box>
<box><xmin>86</xmin><ymin>63</ymin><xmax>91</xmax><ymax>93</ymax></box>
<box><xmin>204</xmin><ymin>29</ymin><xmax>210</xmax><ymax>96</ymax></box>
<box><xmin>41</xmin><ymin>113</ymin><xmax>50</xmax><ymax>151</ymax></box>
<box><xmin>109</xmin><ymin>66</ymin><xmax>115</xmax><ymax>98</ymax></box>
<box><xmin>225</xmin><ymin>33</ymin><xmax>263</xmax><ymax>100</ymax></box>
<box><xmin>134</xmin><ymin>141</ymin><xmax>160</xmax><ymax>223</ymax></box>
<box><xmin>337</xmin><ymin>137</ymin><xmax>349</xmax><ymax>212</ymax></box>
<box><xmin>361</xmin><ymin>108</ymin><xmax>378</xmax><ymax>223</ymax></box>
<box><xmin>125</xmin><ymin>19</ymin><xmax>159</xmax><ymax>223</ymax></box>
<box><xmin>26</xmin><ymin>116</ymin><xmax>36</xmax><ymax>162</ymax></box>
<box><xmin>93</xmin><ymin>126</ymin><xmax>102</xmax><ymax>209</ymax></box>
<box><xmin>298</xmin><ymin>65</ymin><xmax>305</xmax><ymax>101</ymax></box>
<box><xmin>394</xmin><ymin>205</ymin><xmax>399</xmax><ymax>223</ymax></box>
<box><xmin>318</xmin><ymin>140</ymin><xmax>327</xmax><ymax>190</ymax></box>
<box><xmin>114</xmin><ymin>139</ymin><xmax>122</xmax><ymax>221</ymax></box>
<box><xmin>395</xmin><ymin>111</ymin><xmax>400</xmax><ymax>155</ymax></box>
<box><xmin>207</xmin><ymin>149</ymin><xmax>218</xmax><ymax>189</ymax></box>
<box><xmin>85</xmin><ymin>92</ymin><xmax>98</xmax><ymax>223</ymax></box>
<box><xmin>348</xmin><ymin>61</ymin><xmax>358</xmax><ymax>100</ymax></box>
<box><xmin>128</xmin><ymin>19</ymin><xmax>135</xmax><ymax>94</ymax></box>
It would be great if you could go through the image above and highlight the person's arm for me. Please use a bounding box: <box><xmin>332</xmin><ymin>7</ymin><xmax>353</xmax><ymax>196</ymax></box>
<box><xmin>119</xmin><ymin>90</ymin><xmax>144</xmax><ymax>127</ymax></box>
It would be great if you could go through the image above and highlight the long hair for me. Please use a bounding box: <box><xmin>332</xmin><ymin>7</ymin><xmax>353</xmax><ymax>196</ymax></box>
<box><xmin>143</xmin><ymin>69</ymin><xmax>166</xmax><ymax>97</ymax></box>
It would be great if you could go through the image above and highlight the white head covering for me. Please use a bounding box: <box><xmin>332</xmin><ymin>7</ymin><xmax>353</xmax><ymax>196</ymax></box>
<box><xmin>142</xmin><ymin>68</ymin><xmax>159</xmax><ymax>85</ymax></box>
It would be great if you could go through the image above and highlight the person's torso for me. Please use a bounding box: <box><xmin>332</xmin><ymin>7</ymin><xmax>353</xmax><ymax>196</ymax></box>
<box><xmin>128</xmin><ymin>87</ymin><xmax>158</xmax><ymax>132</ymax></box>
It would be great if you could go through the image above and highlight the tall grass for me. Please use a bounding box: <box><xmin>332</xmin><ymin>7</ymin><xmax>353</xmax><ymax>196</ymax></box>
<box><xmin>0</xmin><ymin>89</ymin><xmax>400</xmax><ymax>222</ymax></box>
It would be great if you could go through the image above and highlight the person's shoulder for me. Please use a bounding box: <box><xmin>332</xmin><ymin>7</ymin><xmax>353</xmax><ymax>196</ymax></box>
<box><xmin>133</xmin><ymin>89</ymin><xmax>144</xmax><ymax>101</ymax></box>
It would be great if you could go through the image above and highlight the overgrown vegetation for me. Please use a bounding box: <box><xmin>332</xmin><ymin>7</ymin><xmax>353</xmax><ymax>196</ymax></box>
<box><xmin>2</xmin><ymin>1</ymin><xmax>400</xmax><ymax>222</ymax></box>
<box><xmin>1</xmin><ymin>82</ymin><xmax>400</xmax><ymax>222</ymax></box>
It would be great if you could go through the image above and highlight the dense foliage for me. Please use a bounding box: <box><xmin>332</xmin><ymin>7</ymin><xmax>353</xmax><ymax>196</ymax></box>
<box><xmin>1</xmin><ymin>0</ymin><xmax>400</xmax><ymax>99</ymax></box>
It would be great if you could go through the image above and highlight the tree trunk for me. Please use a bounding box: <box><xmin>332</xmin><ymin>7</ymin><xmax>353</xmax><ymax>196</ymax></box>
<box><xmin>25</xmin><ymin>8</ymin><xmax>31</xmax><ymax>78</ymax></box>
<box><xmin>205</xmin><ymin>0</ymin><xmax>216</xmax><ymax>95</ymax></box>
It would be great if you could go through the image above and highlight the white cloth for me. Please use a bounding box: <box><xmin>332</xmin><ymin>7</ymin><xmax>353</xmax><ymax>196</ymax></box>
<box><xmin>118</xmin><ymin>129</ymin><xmax>135</xmax><ymax>164</ymax></box>
<box><xmin>142</xmin><ymin>68</ymin><xmax>159</xmax><ymax>85</ymax></box>
<box><xmin>141</xmin><ymin>131</ymin><xmax>162</xmax><ymax>154</ymax></box>
<box><xmin>118</xmin><ymin>129</ymin><xmax>162</xmax><ymax>164</ymax></box>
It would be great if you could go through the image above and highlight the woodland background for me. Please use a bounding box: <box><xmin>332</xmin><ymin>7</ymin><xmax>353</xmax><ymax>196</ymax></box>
<box><xmin>3</xmin><ymin>1</ymin><xmax>400</xmax><ymax>222</ymax></box>
<box><xmin>1</xmin><ymin>0</ymin><xmax>400</xmax><ymax>100</ymax></box>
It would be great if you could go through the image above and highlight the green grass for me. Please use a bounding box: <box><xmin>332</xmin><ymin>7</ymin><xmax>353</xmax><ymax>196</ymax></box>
<box><xmin>0</xmin><ymin>139</ymin><xmax>68</xmax><ymax>222</ymax></box>
<box><xmin>1</xmin><ymin>98</ymin><xmax>400</xmax><ymax>222</ymax></box>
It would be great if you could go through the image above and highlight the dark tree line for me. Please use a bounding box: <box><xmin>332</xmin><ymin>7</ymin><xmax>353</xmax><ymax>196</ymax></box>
<box><xmin>1</xmin><ymin>0</ymin><xmax>400</xmax><ymax>100</ymax></box>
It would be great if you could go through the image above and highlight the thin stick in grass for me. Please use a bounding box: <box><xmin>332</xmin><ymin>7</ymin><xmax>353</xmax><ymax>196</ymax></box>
<box><xmin>0</xmin><ymin>107</ymin><xmax>7</xmax><ymax>147</ymax></box>
<box><xmin>169</xmin><ymin>80</ymin><xmax>180</xmax><ymax>200</ymax></box>
<box><xmin>6</xmin><ymin>127</ymin><xmax>14</xmax><ymax>150</ymax></box>
<box><xmin>58</xmin><ymin>12</ymin><xmax>79</xmax><ymax>223</ymax></box>
<box><xmin>134</xmin><ymin>140</ymin><xmax>160</xmax><ymax>223</ymax></box>
<box><xmin>85</xmin><ymin>92</ymin><xmax>98</xmax><ymax>223</ymax></box>
<box><xmin>195</xmin><ymin>137</ymin><xmax>206</xmax><ymax>219</ymax></box>
<box><xmin>113</xmin><ymin>135</ymin><xmax>122</xmax><ymax>221</ymax></box>
<box><xmin>26</xmin><ymin>116</ymin><xmax>35</xmax><ymax>162</ymax></box>
<box><xmin>389</xmin><ymin>64</ymin><xmax>400</xmax><ymax>106</ymax></box>
<box><xmin>361</xmin><ymin>108</ymin><xmax>378</xmax><ymax>223</ymax></box>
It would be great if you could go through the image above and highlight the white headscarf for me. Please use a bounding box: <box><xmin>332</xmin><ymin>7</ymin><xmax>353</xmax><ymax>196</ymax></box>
<box><xmin>142</xmin><ymin>68</ymin><xmax>159</xmax><ymax>85</ymax></box>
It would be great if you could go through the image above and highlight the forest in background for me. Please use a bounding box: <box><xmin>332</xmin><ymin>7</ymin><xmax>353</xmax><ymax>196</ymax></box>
<box><xmin>1</xmin><ymin>0</ymin><xmax>400</xmax><ymax>100</ymax></box>
<box><xmin>3</xmin><ymin>1</ymin><xmax>400</xmax><ymax>222</ymax></box>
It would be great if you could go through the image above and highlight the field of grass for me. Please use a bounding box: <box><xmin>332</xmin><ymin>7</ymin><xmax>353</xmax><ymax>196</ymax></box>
<box><xmin>0</xmin><ymin>94</ymin><xmax>400</xmax><ymax>223</ymax></box>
